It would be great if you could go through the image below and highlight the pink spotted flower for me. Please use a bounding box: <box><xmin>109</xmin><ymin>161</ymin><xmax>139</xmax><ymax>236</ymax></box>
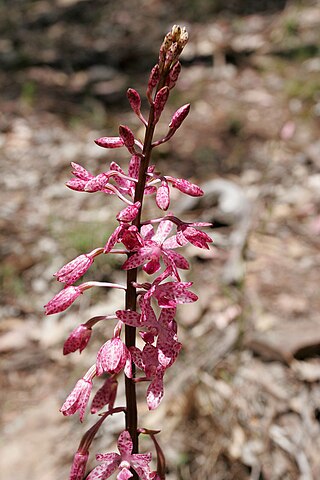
<box><xmin>121</xmin><ymin>219</ymin><xmax>189</xmax><ymax>280</ymax></box>
<box><xmin>96</xmin><ymin>337</ymin><xmax>132</xmax><ymax>378</ymax></box>
<box><xmin>131</xmin><ymin>344</ymin><xmax>166</xmax><ymax>410</ymax></box>
<box><xmin>87</xmin><ymin>430</ymin><xmax>152</xmax><ymax>480</ymax></box>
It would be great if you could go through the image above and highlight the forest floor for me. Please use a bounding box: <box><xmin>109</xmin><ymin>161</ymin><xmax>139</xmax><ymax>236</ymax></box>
<box><xmin>1</xmin><ymin>1</ymin><xmax>320</xmax><ymax>479</ymax></box>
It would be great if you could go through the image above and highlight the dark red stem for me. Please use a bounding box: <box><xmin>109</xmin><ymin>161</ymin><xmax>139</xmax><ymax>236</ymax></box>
<box><xmin>124</xmin><ymin>71</ymin><xmax>169</xmax><ymax>462</ymax></box>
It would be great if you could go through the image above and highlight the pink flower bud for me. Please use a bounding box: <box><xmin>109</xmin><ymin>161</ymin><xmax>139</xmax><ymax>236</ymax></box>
<box><xmin>60</xmin><ymin>377</ymin><xmax>93</xmax><ymax>422</ymax></box>
<box><xmin>94</xmin><ymin>136</ymin><xmax>125</xmax><ymax>148</ymax></box>
<box><xmin>54</xmin><ymin>254</ymin><xmax>94</xmax><ymax>285</ymax></box>
<box><xmin>63</xmin><ymin>324</ymin><xmax>92</xmax><ymax>355</ymax></box>
<box><xmin>44</xmin><ymin>286</ymin><xmax>83</xmax><ymax>315</ymax></box>
<box><xmin>169</xmin><ymin>104</ymin><xmax>190</xmax><ymax>131</ymax></box>
<box><xmin>69</xmin><ymin>451</ymin><xmax>89</xmax><ymax>480</ymax></box>
<box><xmin>156</xmin><ymin>180</ymin><xmax>170</xmax><ymax>210</ymax></box>
<box><xmin>167</xmin><ymin>61</ymin><xmax>181</xmax><ymax>89</ymax></box>
<box><xmin>119</xmin><ymin>125</ymin><xmax>135</xmax><ymax>150</ymax></box>
<box><xmin>147</xmin><ymin>64</ymin><xmax>160</xmax><ymax>97</ymax></box>
<box><xmin>169</xmin><ymin>177</ymin><xmax>204</xmax><ymax>197</ymax></box>
<box><xmin>116</xmin><ymin>202</ymin><xmax>141</xmax><ymax>222</ymax></box>
<box><xmin>127</xmin><ymin>88</ymin><xmax>141</xmax><ymax>115</ymax></box>
<box><xmin>154</xmin><ymin>86</ymin><xmax>169</xmax><ymax>123</ymax></box>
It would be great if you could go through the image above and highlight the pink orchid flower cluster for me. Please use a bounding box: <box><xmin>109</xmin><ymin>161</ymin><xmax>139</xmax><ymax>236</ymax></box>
<box><xmin>45</xmin><ymin>25</ymin><xmax>212</xmax><ymax>480</ymax></box>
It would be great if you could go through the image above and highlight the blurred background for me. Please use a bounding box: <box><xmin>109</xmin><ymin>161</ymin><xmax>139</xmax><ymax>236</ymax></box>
<box><xmin>1</xmin><ymin>0</ymin><xmax>320</xmax><ymax>479</ymax></box>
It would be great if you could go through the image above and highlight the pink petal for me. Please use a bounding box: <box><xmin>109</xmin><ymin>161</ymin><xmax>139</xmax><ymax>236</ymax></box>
<box><xmin>130</xmin><ymin>346</ymin><xmax>144</xmax><ymax>370</ymax></box>
<box><xmin>110</xmin><ymin>162</ymin><xmax>130</xmax><ymax>191</ymax></box>
<box><xmin>147</xmin><ymin>372</ymin><xmax>164</xmax><ymax>410</ymax></box>
<box><xmin>71</xmin><ymin>162</ymin><xmax>93</xmax><ymax>181</ymax></box>
<box><xmin>63</xmin><ymin>324</ymin><xmax>92</xmax><ymax>355</ymax></box>
<box><xmin>141</xmin><ymin>224</ymin><xmax>154</xmax><ymax>240</ymax></box>
<box><xmin>91</xmin><ymin>376</ymin><xmax>118</xmax><ymax>413</ymax></box>
<box><xmin>96</xmin><ymin>453</ymin><xmax>120</xmax><ymax>463</ymax></box>
<box><xmin>164</xmin><ymin>249</ymin><xmax>189</xmax><ymax>270</ymax></box>
<box><xmin>143</xmin><ymin>258</ymin><xmax>161</xmax><ymax>275</ymax></box>
<box><xmin>180</xmin><ymin>226</ymin><xmax>213</xmax><ymax>249</ymax></box>
<box><xmin>162</xmin><ymin>234</ymin><xmax>188</xmax><ymax>249</ymax></box>
<box><xmin>86</xmin><ymin>460</ymin><xmax>119</xmax><ymax>480</ymax></box>
<box><xmin>118</xmin><ymin>431</ymin><xmax>133</xmax><ymax>456</ymax></box>
<box><xmin>152</xmin><ymin>220</ymin><xmax>174</xmax><ymax>244</ymax></box>
<box><xmin>116</xmin><ymin>310</ymin><xmax>141</xmax><ymax>327</ymax></box>
<box><xmin>60</xmin><ymin>378</ymin><xmax>92</xmax><ymax>422</ymax></box>
<box><xmin>121</xmin><ymin>247</ymin><xmax>154</xmax><ymax>270</ymax></box>
<box><xmin>96</xmin><ymin>338</ymin><xmax>127</xmax><ymax>376</ymax></box>
<box><xmin>66</xmin><ymin>178</ymin><xmax>87</xmax><ymax>191</ymax></box>
<box><xmin>117</xmin><ymin>467</ymin><xmax>133</xmax><ymax>480</ymax></box>
<box><xmin>120</xmin><ymin>226</ymin><xmax>143</xmax><ymax>251</ymax></box>
<box><xmin>144</xmin><ymin>185</ymin><xmax>157</xmax><ymax>195</ymax></box>
<box><xmin>104</xmin><ymin>225</ymin><xmax>124</xmax><ymax>253</ymax></box>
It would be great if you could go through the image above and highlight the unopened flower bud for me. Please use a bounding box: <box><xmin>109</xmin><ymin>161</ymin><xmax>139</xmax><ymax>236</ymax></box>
<box><xmin>147</xmin><ymin>64</ymin><xmax>160</xmax><ymax>99</ymax></box>
<box><xmin>116</xmin><ymin>202</ymin><xmax>141</xmax><ymax>223</ymax></box>
<box><xmin>94</xmin><ymin>136</ymin><xmax>125</xmax><ymax>148</ymax></box>
<box><xmin>119</xmin><ymin>125</ymin><xmax>135</xmax><ymax>150</ymax></box>
<box><xmin>156</xmin><ymin>180</ymin><xmax>170</xmax><ymax>210</ymax></box>
<box><xmin>167</xmin><ymin>61</ymin><xmax>181</xmax><ymax>89</ymax></box>
<box><xmin>54</xmin><ymin>253</ymin><xmax>94</xmax><ymax>286</ymax></box>
<box><xmin>127</xmin><ymin>88</ymin><xmax>141</xmax><ymax>115</ymax></box>
<box><xmin>169</xmin><ymin>104</ymin><xmax>190</xmax><ymax>131</ymax></box>
<box><xmin>66</xmin><ymin>178</ymin><xmax>87</xmax><ymax>191</ymax></box>
<box><xmin>154</xmin><ymin>87</ymin><xmax>169</xmax><ymax>124</ymax></box>
<box><xmin>171</xmin><ymin>25</ymin><xmax>181</xmax><ymax>42</ymax></box>
<box><xmin>179</xmin><ymin>28</ymin><xmax>189</xmax><ymax>49</ymax></box>
<box><xmin>69</xmin><ymin>451</ymin><xmax>89</xmax><ymax>480</ymax></box>
<box><xmin>169</xmin><ymin>177</ymin><xmax>204</xmax><ymax>197</ymax></box>
<box><xmin>44</xmin><ymin>286</ymin><xmax>83</xmax><ymax>315</ymax></box>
